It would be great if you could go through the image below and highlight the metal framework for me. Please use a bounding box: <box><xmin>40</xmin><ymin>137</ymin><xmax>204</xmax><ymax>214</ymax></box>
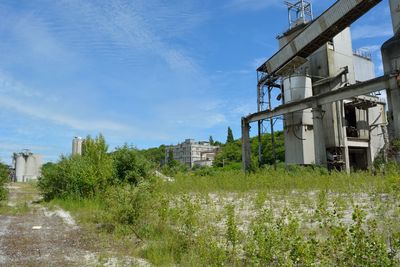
<box><xmin>284</xmin><ymin>0</ymin><xmax>313</xmax><ymax>29</ymax></box>
<box><xmin>256</xmin><ymin>73</ymin><xmax>281</xmax><ymax>168</ymax></box>
<box><xmin>243</xmin><ymin>74</ymin><xmax>399</xmax><ymax>171</ymax></box>
<box><xmin>249</xmin><ymin>0</ymin><xmax>384</xmax><ymax>171</ymax></box>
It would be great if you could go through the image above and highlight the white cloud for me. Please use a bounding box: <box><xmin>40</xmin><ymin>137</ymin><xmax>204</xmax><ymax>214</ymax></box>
<box><xmin>0</xmin><ymin>95</ymin><xmax>129</xmax><ymax>132</ymax></box>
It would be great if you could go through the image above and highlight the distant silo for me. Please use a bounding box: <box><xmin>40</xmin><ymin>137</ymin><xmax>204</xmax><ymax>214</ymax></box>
<box><xmin>72</xmin><ymin>136</ymin><xmax>83</xmax><ymax>155</ymax></box>
<box><xmin>12</xmin><ymin>150</ymin><xmax>42</xmax><ymax>182</ymax></box>
<box><xmin>26</xmin><ymin>154</ymin><xmax>42</xmax><ymax>181</ymax></box>
<box><xmin>14</xmin><ymin>153</ymin><xmax>26</xmax><ymax>182</ymax></box>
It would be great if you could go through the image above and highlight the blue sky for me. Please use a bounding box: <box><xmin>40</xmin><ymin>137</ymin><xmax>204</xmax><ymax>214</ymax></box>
<box><xmin>0</xmin><ymin>0</ymin><xmax>394</xmax><ymax>163</ymax></box>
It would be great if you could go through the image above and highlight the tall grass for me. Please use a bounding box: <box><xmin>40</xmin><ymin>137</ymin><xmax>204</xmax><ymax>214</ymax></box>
<box><xmin>164</xmin><ymin>165</ymin><xmax>392</xmax><ymax>195</ymax></box>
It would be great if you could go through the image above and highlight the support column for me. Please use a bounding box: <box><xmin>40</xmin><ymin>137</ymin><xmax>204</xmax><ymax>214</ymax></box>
<box><xmin>257</xmin><ymin>121</ymin><xmax>262</xmax><ymax>166</ymax></box>
<box><xmin>382</xmin><ymin>0</ymin><xmax>400</xmax><ymax>140</ymax></box>
<box><xmin>389</xmin><ymin>77</ymin><xmax>400</xmax><ymax>139</ymax></box>
<box><xmin>340</xmin><ymin>100</ymin><xmax>351</xmax><ymax>173</ymax></box>
<box><xmin>242</xmin><ymin>117</ymin><xmax>251</xmax><ymax>171</ymax></box>
<box><xmin>312</xmin><ymin>105</ymin><xmax>327</xmax><ymax>166</ymax></box>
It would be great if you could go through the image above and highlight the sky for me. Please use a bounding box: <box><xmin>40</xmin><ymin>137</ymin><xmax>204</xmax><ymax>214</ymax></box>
<box><xmin>0</xmin><ymin>0</ymin><xmax>394</xmax><ymax>163</ymax></box>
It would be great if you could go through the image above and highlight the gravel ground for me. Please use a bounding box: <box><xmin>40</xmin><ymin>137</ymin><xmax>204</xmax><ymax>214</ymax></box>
<box><xmin>0</xmin><ymin>184</ymin><xmax>150</xmax><ymax>267</ymax></box>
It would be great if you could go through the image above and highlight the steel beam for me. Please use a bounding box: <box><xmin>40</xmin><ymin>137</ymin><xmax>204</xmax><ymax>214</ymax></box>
<box><xmin>257</xmin><ymin>0</ymin><xmax>382</xmax><ymax>75</ymax></box>
<box><xmin>246</xmin><ymin>75</ymin><xmax>395</xmax><ymax>123</ymax></box>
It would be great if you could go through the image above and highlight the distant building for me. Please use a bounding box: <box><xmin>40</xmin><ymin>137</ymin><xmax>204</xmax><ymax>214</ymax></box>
<box><xmin>166</xmin><ymin>139</ymin><xmax>219</xmax><ymax>168</ymax></box>
<box><xmin>72</xmin><ymin>136</ymin><xmax>83</xmax><ymax>155</ymax></box>
<box><xmin>12</xmin><ymin>149</ymin><xmax>42</xmax><ymax>182</ymax></box>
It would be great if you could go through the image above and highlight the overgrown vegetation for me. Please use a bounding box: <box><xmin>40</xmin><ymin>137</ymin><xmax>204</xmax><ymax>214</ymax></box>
<box><xmin>38</xmin><ymin>134</ymin><xmax>400</xmax><ymax>265</ymax></box>
<box><xmin>0</xmin><ymin>161</ymin><xmax>9</xmax><ymax>201</ymax></box>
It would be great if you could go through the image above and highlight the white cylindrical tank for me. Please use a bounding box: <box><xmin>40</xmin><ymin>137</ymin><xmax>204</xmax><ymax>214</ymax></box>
<box><xmin>15</xmin><ymin>154</ymin><xmax>26</xmax><ymax>182</ymax></box>
<box><xmin>283</xmin><ymin>75</ymin><xmax>313</xmax><ymax>126</ymax></box>
<box><xmin>26</xmin><ymin>155</ymin><xmax>39</xmax><ymax>181</ymax></box>
<box><xmin>283</xmin><ymin>75</ymin><xmax>312</xmax><ymax>103</ymax></box>
<box><xmin>72</xmin><ymin>137</ymin><xmax>83</xmax><ymax>155</ymax></box>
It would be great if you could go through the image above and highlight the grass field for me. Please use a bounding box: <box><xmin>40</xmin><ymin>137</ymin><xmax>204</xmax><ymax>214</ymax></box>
<box><xmin>41</xmin><ymin>165</ymin><xmax>400</xmax><ymax>266</ymax></box>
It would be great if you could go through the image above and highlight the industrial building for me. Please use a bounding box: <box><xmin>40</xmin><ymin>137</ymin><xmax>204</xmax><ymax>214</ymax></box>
<box><xmin>12</xmin><ymin>149</ymin><xmax>42</xmax><ymax>182</ymax></box>
<box><xmin>72</xmin><ymin>136</ymin><xmax>83</xmax><ymax>156</ymax></box>
<box><xmin>166</xmin><ymin>139</ymin><xmax>219</xmax><ymax>168</ymax></box>
<box><xmin>281</xmin><ymin>26</ymin><xmax>386</xmax><ymax>171</ymax></box>
<box><xmin>242</xmin><ymin>0</ymin><xmax>400</xmax><ymax>172</ymax></box>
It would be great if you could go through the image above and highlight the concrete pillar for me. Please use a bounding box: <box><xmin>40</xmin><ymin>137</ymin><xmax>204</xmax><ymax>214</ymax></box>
<box><xmin>382</xmin><ymin>0</ymin><xmax>400</xmax><ymax>140</ymax></box>
<box><xmin>389</xmin><ymin>0</ymin><xmax>400</xmax><ymax>36</ymax></box>
<box><xmin>312</xmin><ymin>106</ymin><xmax>327</xmax><ymax>166</ymax></box>
<box><xmin>242</xmin><ymin>117</ymin><xmax>251</xmax><ymax>171</ymax></box>
<box><xmin>388</xmin><ymin>77</ymin><xmax>400</xmax><ymax>139</ymax></box>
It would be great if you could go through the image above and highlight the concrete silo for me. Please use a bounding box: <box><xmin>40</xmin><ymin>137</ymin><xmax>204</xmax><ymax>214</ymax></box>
<box><xmin>12</xmin><ymin>150</ymin><xmax>43</xmax><ymax>182</ymax></box>
<box><xmin>72</xmin><ymin>136</ymin><xmax>83</xmax><ymax>155</ymax></box>
<box><xmin>14</xmin><ymin>153</ymin><xmax>26</xmax><ymax>182</ymax></box>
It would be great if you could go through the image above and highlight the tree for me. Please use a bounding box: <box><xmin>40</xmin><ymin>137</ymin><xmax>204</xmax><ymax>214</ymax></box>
<box><xmin>209</xmin><ymin>136</ymin><xmax>214</xmax><ymax>145</ymax></box>
<box><xmin>112</xmin><ymin>144</ymin><xmax>152</xmax><ymax>185</ymax></box>
<box><xmin>167</xmin><ymin>148</ymin><xmax>177</xmax><ymax>168</ymax></box>
<box><xmin>140</xmin><ymin>145</ymin><xmax>166</xmax><ymax>166</ymax></box>
<box><xmin>226</xmin><ymin>127</ymin><xmax>234</xmax><ymax>144</ymax></box>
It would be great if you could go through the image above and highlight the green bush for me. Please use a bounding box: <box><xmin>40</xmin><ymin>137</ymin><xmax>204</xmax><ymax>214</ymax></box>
<box><xmin>38</xmin><ymin>155</ymin><xmax>111</xmax><ymax>200</ymax></box>
<box><xmin>38</xmin><ymin>134</ymin><xmax>114</xmax><ymax>200</ymax></box>
<box><xmin>112</xmin><ymin>144</ymin><xmax>152</xmax><ymax>185</ymax></box>
<box><xmin>0</xmin><ymin>162</ymin><xmax>9</xmax><ymax>201</ymax></box>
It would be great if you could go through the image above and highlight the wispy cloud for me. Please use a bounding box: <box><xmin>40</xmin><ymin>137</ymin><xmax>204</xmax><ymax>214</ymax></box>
<box><xmin>352</xmin><ymin>24</ymin><xmax>393</xmax><ymax>40</ymax></box>
<box><xmin>225</xmin><ymin>0</ymin><xmax>282</xmax><ymax>11</ymax></box>
<box><xmin>54</xmin><ymin>0</ymin><xmax>201</xmax><ymax>72</ymax></box>
<box><xmin>0</xmin><ymin>71</ymin><xmax>133</xmax><ymax>133</ymax></box>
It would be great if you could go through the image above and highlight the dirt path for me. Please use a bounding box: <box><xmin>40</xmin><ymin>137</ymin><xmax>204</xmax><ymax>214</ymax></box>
<box><xmin>0</xmin><ymin>183</ymin><xmax>150</xmax><ymax>267</ymax></box>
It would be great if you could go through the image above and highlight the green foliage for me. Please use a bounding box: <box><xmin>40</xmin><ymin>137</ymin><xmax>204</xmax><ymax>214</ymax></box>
<box><xmin>162</xmin><ymin>158</ymin><xmax>188</xmax><ymax>176</ymax></box>
<box><xmin>225</xmin><ymin>204</ymin><xmax>239</xmax><ymax>256</ymax></box>
<box><xmin>40</xmin><ymin>145</ymin><xmax>400</xmax><ymax>266</ymax></box>
<box><xmin>38</xmin><ymin>155</ymin><xmax>109</xmax><ymax>200</ymax></box>
<box><xmin>209</xmin><ymin>135</ymin><xmax>214</xmax><ymax>145</ymax></box>
<box><xmin>102</xmin><ymin>180</ymin><xmax>156</xmax><ymax>233</ymax></box>
<box><xmin>251</xmin><ymin>131</ymin><xmax>285</xmax><ymax>165</ymax></box>
<box><xmin>140</xmin><ymin>145</ymin><xmax>166</xmax><ymax>166</ymax></box>
<box><xmin>226</xmin><ymin>126</ymin><xmax>234</xmax><ymax>144</ymax></box>
<box><xmin>0</xmin><ymin>162</ymin><xmax>9</xmax><ymax>201</ymax></box>
<box><xmin>213</xmin><ymin>131</ymin><xmax>285</xmax><ymax>169</ymax></box>
<box><xmin>213</xmin><ymin>141</ymin><xmax>242</xmax><ymax>168</ymax></box>
<box><xmin>38</xmin><ymin>134</ymin><xmax>113</xmax><ymax>200</ymax></box>
<box><xmin>112</xmin><ymin>144</ymin><xmax>152</xmax><ymax>185</ymax></box>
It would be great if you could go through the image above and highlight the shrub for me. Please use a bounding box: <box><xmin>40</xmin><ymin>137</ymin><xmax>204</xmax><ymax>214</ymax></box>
<box><xmin>38</xmin><ymin>134</ymin><xmax>113</xmax><ymax>200</ymax></box>
<box><xmin>0</xmin><ymin>162</ymin><xmax>9</xmax><ymax>201</ymax></box>
<box><xmin>38</xmin><ymin>155</ymin><xmax>111</xmax><ymax>200</ymax></box>
<box><xmin>112</xmin><ymin>144</ymin><xmax>152</xmax><ymax>185</ymax></box>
